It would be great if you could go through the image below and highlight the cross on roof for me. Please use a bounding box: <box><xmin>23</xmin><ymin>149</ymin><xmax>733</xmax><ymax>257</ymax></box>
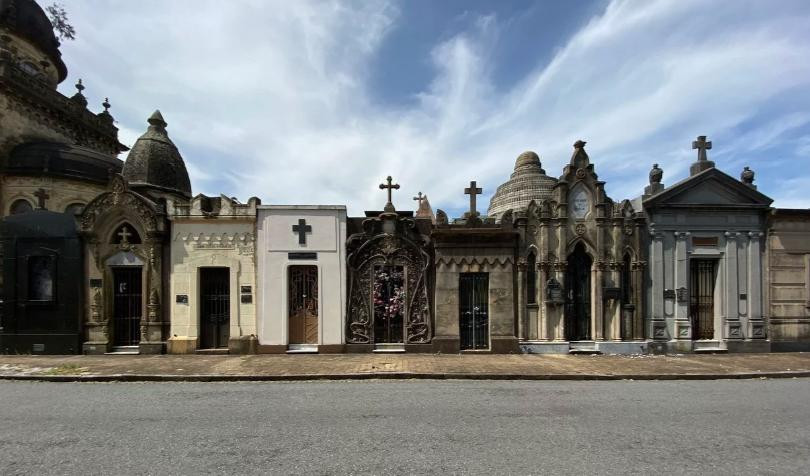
<box><xmin>292</xmin><ymin>219</ymin><xmax>312</xmax><ymax>245</ymax></box>
<box><xmin>117</xmin><ymin>226</ymin><xmax>132</xmax><ymax>244</ymax></box>
<box><xmin>692</xmin><ymin>135</ymin><xmax>712</xmax><ymax>162</ymax></box>
<box><xmin>464</xmin><ymin>180</ymin><xmax>483</xmax><ymax>217</ymax></box>
<box><xmin>413</xmin><ymin>191</ymin><xmax>425</xmax><ymax>207</ymax></box>
<box><xmin>34</xmin><ymin>188</ymin><xmax>49</xmax><ymax>210</ymax></box>
<box><xmin>379</xmin><ymin>175</ymin><xmax>400</xmax><ymax>213</ymax></box>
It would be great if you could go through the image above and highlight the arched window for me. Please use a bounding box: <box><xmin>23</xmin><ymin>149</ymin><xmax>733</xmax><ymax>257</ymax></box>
<box><xmin>64</xmin><ymin>203</ymin><xmax>85</xmax><ymax>216</ymax></box>
<box><xmin>10</xmin><ymin>199</ymin><xmax>33</xmax><ymax>215</ymax></box>
<box><xmin>111</xmin><ymin>224</ymin><xmax>141</xmax><ymax>244</ymax></box>
<box><xmin>527</xmin><ymin>251</ymin><xmax>537</xmax><ymax>304</ymax></box>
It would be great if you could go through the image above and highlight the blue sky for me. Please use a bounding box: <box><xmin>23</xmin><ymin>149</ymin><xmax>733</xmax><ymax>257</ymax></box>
<box><xmin>55</xmin><ymin>0</ymin><xmax>810</xmax><ymax>217</ymax></box>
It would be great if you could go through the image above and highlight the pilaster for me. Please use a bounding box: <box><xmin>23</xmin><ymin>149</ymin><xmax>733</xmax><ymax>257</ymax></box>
<box><xmin>724</xmin><ymin>232</ymin><xmax>742</xmax><ymax>339</ymax></box>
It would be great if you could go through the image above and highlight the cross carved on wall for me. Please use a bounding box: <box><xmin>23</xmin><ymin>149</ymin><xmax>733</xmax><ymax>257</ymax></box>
<box><xmin>118</xmin><ymin>226</ymin><xmax>132</xmax><ymax>244</ymax></box>
<box><xmin>34</xmin><ymin>188</ymin><xmax>50</xmax><ymax>210</ymax></box>
<box><xmin>292</xmin><ymin>219</ymin><xmax>312</xmax><ymax>245</ymax></box>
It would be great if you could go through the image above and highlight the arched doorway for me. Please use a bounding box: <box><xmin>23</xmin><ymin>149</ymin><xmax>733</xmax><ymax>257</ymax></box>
<box><xmin>565</xmin><ymin>242</ymin><xmax>592</xmax><ymax>341</ymax></box>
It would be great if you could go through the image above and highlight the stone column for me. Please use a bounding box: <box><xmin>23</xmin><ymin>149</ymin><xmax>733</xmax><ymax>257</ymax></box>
<box><xmin>724</xmin><ymin>232</ymin><xmax>741</xmax><ymax>340</ymax></box>
<box><xmin>747</xmin><ymin>232</ymin><xmax>765</xmax><ymax>338</ymax></box>
<box><xmin>674</xmin><ymin>232</ymin><xmax>690</xmax><ymax>339</ymax></box>
<box><xmin>650</xmin><ymin>230</ymin><xmax>667</xmax><ymax>340</ymax></box>
<box><xmin>517</xmin><ymin>260</ymin><xmax>526</xmax><ymax>341</ymax></box>
<box><xmin>554</xmin><ymin>261</ymin><xmax>566</xmax><ymax>341</ymax></box>
<box><xmin>593</xmin><ymin>261</ymin><xmax>604</xmax><ymax>341</ymax></box>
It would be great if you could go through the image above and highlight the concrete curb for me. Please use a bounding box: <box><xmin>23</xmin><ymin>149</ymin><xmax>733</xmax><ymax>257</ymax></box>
<box><xmin>1</xmin><ymin>370</ymin><xmax>810</xmax><ymax>382</ymax></box>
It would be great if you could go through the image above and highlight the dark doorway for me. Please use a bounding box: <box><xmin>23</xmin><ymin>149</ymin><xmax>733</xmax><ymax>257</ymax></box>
<box><xmin>690</xmin><ymin>259</ymin><xmax>717</xmax><ymax>340</ymax></box>
<box><xmin>200</xmin><ymin>267</ymin><xmax>230</xmax><ymax>349</ymax></box>
<box><xmin>112</xmin><ymin>267</ymin><xmax>142</xmax><ymax>346</ymax></box>
<box><xmin>565</xmin><ymin>243</ymin><xmax>592</xmax><ymax>341</ymax></box>
<box><xmin>288</xmin><ymin>265</ymin><xmax>318</xmax><ymax>344</ymax></box>
<box><xmin>373</xmin><ymin>265</ymin><xmax>405</xmax><ymax>344</ymax></box>
<box><xmin>459</xmin><ymin>273</ymin><xmax>489</xmax><ymax>350</ymax></box>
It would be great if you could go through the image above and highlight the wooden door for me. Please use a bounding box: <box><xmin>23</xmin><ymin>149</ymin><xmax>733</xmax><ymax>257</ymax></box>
<box><xmin>200</xmin><ymin>267</ymin><xmax>230</xmax><ymax>349</ymax></box>
<box><xmin>459</xmin><ymin>273</ymin><xmax>489</xmax><ymax>350</ymax></box>
<box><xmin>565</xmin><ymin>243</ymin><xmax>592</xmax><ymax>341</ymax></box>
<box><xmin>288</xmin><ymin>266</ymin><xmax>318</xmax><ymax>344</ymax></box>
<box><xmin>690</xmin><ymin>259</ymin><xmax>716</xmax><ymax>340</ymax></box>
<box><xmin>112</xmin><ymin>267</ymin><xmax>142</xmax><ymax>346</ymax></box>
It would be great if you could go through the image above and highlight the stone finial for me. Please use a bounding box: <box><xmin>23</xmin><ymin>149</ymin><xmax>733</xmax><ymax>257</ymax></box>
<box><xmin>98</xmin><ymin>97</ymin><xmax>114</xmax><ymax>124</ymax></box>
<box><xmin>570</xmin><ymin>139</ymin><xmax>590</xmax><ymax>168</ymax></box>
<box><xmin>148</xmin><ymin>109</ymin><xmax>168</xmax><ymax>129</ymax></box>
<box><xmin>644</xmin><ymin>163</ymin><xmax>665</xmax><ymax>196</ymax></box>
<box><xmin>741</xmin><ymin>166</ymin><xmax>756</xmax><ymax>189</ymax></box>
<box><xmin>70</xmin><ymin>78</ymin><xmax>88</xmax><ymax>107</ymax></box>
<box><xmin>574</xmin><ymin>140</ymin><xmax>586</xmax><ymax>149</ymax></box>
<box><xmin>690</xmin><ymin>135</ymin><xmax>715</xmax><ymax>176</ymax></box>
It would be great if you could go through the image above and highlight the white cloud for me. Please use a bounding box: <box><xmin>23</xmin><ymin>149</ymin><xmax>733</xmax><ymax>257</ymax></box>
<box><xmin>57</xmin><ymin>0</ymin><xmax>810</xmax><ymax>214</ymax></box>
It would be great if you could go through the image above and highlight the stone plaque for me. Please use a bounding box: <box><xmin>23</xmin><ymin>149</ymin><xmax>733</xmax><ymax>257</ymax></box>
<box><xmin>546</xmin><ymin>278</ymin><xmax>564</xmax><ymax>304</ymax></box>
<box><xmin>692</xmin><ymin>237</ymin><xmax>718</xmax><ymax>247</ymax></box>
<box><xmin>739</xmin><ymin>293</ymin><xmax>747</xmax><ymax>300</ymax></box>
<box><xmin>89</xmin><ymin>278</ymin><xmax>102</xmax><ymax>288</ymax></box>
<box><xmin>289</xmin><ymin>252</ymin><xmax>317</xmax><ymax>260</ymax></box>
<box><xmin>676</xmin><ymin>287</ymin><xmax>688</xmax><ymax>303</ymax></box>
<box><xmin>603</xmin><ymin>287</ymin><xmax>621</xmax><ymax>300</ymax></box>
<box><xmin>663</xmin><ymin>289</ymin><xmax>676</xmax><ymax>300</ymax></box>
<box><xmin>241</xmin><ymin>294</ymin><xmax>253</xmax><ymax>304</ymax></box>
<box><xmin>176</xmin><ymin>294</ymin><xmax>188</xmax><ymax>304</ymax></box>
<box><xmin>241</xmin><ymin>285</ymin><xmax>252</xmax><ymax>294</ymax></box>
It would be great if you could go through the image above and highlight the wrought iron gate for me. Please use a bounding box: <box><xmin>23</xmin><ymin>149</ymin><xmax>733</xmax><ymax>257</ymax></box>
<box><xmin>112</xmin><ymin>267</ymin><xmax>142</xmax><ymax>346</ymax></box>
<box><xmin>690</xmin><ymin>259</ymin><xmax>716</xmax><ymax>340</ymax></box>
<box><xmin>459</xmin><ymin>273</ymin><xmax>489</xmax><ymax>350</ymax></box>
<box><xmin>565</xmin><ymin>244</ymin><xmax>592</xmax><ymax>341</ymax></box>
<box><xmin>288</xmin><ymin>266</ymin><xmax>318</xmax><ymax>344</ymax></box>
<box><xmin>200</xmin><ymin>267</ymin><xmax>230</xmax><ymax>349</ymax></box>
<box><xmin>373</xmin><ymin>265</ymin><xmax>405</xmax><ymax>344</ymax></box>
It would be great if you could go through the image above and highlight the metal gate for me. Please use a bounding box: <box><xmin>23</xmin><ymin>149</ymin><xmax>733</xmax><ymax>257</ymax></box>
<box><xmin>112</xmin><ymin>267</ymin><xmax>142</xmax><ymax>346</ymax></box>
<box><xmin>565</xmin><ymin>244</ymin><xmax>592</xmax><ymax>341</ymax></box>
<box><xmin>459</xmin><ymin>273</ymin><xmax>489</xmax><ymax>350</ymax></box>
<box><xmin>373</xmin><ymin>265</ymin><xmax>405</xmax><ymax>344</ymax></box>
<box><xmin>200</xmin><ymin>267</ymin><xmax>230</xmax><ymax>349</ymax></box>
<box><xmin>288</xmin><ymin>266</ymin><xmax>318</xmax><ymax>344</ymax></box>
<box><xmin>690</xmin><ymin>259</ymin><xmax>716</xmax><ymax>340</ymax></box>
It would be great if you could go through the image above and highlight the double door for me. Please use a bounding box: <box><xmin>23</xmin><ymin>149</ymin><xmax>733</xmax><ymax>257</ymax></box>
<box><xmin>459</xmin><ymin>273</ymin><xmax>489</xmax><ymax>350</ymax></box>
<box><xmin>113</xmin><ymin>267</ymin><xmax>142</xmax><ymax>346</ymax></box>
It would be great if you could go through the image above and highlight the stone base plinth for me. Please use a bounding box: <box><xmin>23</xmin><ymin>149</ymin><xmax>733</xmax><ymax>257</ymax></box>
<box><xmin>726</xmin><ymin>340</ymin><xmax>771</xmax><ymax>353</ymax></box>
<box><xmin>138</xmin><ymin>342</ymin><xmax>164</xmax><ymax>354</ymax></box>
<box><xmin>228</xmin><ymin>336</ymin><xmax>258</xmax><ymax>354</ymax></box>
<box><xmin>596</xmin><ymin>341</ymin><xmax>648</xmax><ymax>355</ymax></box>
<box><xmin>317</xmin><ymin>344</ymin><xmax>345</xmax><ymax>354</ymax></box>
<box><xmin>520</xmin><ymin>341</ymin><xmax>570</xmax><ymax>354</ymax></box>
<box><xmin>82</xmin><ymin>341</ymin><xmax>110</xmax><ymax>355</ymax></box>
<box><xmin>432</xmin><ymin>336</ymin><xmax>460</xmax><ymax>353</ymax></box>
<box><xmin>490</xmin><ymin>336</ymin><xmax>519</xmax><ymax>354</ymax></box>
<box><xmin>167</xmin><ymin>337</ymin><xmax>197</xmax><ymax>354</ymax></box>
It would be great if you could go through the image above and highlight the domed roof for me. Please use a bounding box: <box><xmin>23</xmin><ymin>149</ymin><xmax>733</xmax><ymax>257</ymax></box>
<box><xmin>487</xmin><ymin>150</ymin><xmax>558</xmax><ymax>219</ymax></box>
<box><xmin>0</xmin><ymin>0</ymin><xmax>67</xmax><ymax>82</ymax></box>
<box><xmin>2</xmin><ymin>141</ymin><xmax>122</xmax><ymax>183</ymax></box>
<box><xmin>122</xmin><ymin>110</ymin><xmax>191</xmax><ymax>198</ymax></box>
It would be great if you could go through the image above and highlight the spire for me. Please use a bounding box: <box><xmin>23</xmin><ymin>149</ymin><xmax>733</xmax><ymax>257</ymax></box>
<box><xmin>70</xmin><ymin>78</ymin><xmax>87</xmax><ymax>107</ymax></box>
<box><xmin>689</xmin><ymin>135</ymin><xmax>715</xmax><ymax>176</ymax></box>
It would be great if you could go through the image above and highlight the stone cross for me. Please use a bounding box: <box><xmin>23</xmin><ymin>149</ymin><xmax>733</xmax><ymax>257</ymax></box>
<box><xmin>117</xmin><ymin>226</ymin><xmax>132</xmax><ymax>244</ymax></box>
<box><xmin>692</xmin><ymin>135</ymin><xmax>712</xmax><ymax>162</ymax></box>
<box><xmin>34</xmin><ymin>188</ymin><xmax>49</xmax><ymax>210</ymax></box>
<box><xmin>464</xmin><ymin>180</ymin><xmax>482</xmax><ymax>217</ymax></box>
<box><xmin>413</xmin><ymin>191</ymin><xmax>424</xmax><ymax>207</ymax></box>
<box><xmin>292</xmin><ymin>219</ymin><xmax>312</xmax><ymax>245</ymax></box>
<box><xmin>379</xmin><ymin>176</ymin><xmax>400</xmax><ymax>212</ymax></box>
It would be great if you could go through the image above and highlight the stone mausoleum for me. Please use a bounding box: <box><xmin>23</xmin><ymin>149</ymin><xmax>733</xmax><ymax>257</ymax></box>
<box><xmin>3</xmin><ymin>0</ymin><xmax>810</xmax><ymax>356</ymax></box>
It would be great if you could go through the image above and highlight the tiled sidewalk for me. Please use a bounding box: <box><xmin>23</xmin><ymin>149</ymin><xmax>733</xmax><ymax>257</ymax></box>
<box><xmin>1</xmin><ymin>353</ymin><xmax>810</xmax><ymax>381</ymax></box>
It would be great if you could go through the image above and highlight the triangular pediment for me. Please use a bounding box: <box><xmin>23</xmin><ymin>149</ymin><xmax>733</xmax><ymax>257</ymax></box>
<box><xmin>644</xmin><ymin>168</ymin><xmax>772</xmax><ymax>209</ymax></box>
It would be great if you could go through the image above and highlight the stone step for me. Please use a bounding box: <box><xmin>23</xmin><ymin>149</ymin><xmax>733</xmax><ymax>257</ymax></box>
<box><xmin>195</xmin><ymin>348</ymin><xmax>229</xmax><ymax>355</ymax></box>
<box><xmin>569</xmin><ymin>341</ymin><xmax>602</xmax><ymax>355</ymax></box>
<box><xmin>373</xmin><ymin>343</ymin><xmax>406</xmax><ymax>353</ymax></box>
<box><xmin>105</xmin><ymin>345</ymin><xmax>139</xmax><ymax>355</ymax></box>
<box><xmin>286</xmin><ymin>344</ymin><xmax>318</xmax><ymax>354</ymax></box>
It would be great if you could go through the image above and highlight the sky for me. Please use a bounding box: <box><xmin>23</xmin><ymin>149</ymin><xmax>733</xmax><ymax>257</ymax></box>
<box><xmin>53</xmin><ymin>0</ymin><xmax>810</xmax><ymax>217</ymax></box>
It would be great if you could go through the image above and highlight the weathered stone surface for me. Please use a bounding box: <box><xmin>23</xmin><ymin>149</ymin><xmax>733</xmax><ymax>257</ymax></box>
<box><xmin>487</xmin><ymin>151</ymin><xmax>557</xmax><ymax>220</ymax></box>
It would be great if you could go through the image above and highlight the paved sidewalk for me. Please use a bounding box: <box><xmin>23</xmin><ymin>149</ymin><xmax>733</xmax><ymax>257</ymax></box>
<box><xmin>1</xmin><ymin>353</ymin><xmax>810</xmax><ymax>381</ymax></box>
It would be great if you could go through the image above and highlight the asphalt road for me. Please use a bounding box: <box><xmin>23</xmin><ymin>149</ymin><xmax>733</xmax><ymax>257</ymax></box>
<box><xmin>0</xmin><ymin>379</ymin><xmax>808</xmax><ymax>475</ymax></box>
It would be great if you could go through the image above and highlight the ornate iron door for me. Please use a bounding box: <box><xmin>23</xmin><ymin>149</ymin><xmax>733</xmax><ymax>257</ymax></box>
<box><xmin>112</xmin><ymin>267</ymin><xmax>142</xmax><ymax>346</ymax></box>
<box><xmin>373</xmin><ymin>265</ymin><xmax>405</xmax><ymax>344</ymax></box>
<box><xmin>288</xmin><ymin>266</ymin><xmax>318</xmax><ymax>344</ymax></box>
<box><xmin>459</xmin><ymin>273</ymin><xmax>489</xmax><ymax>350</ymax></box>
<box><xmin>565</xmin><ymin>244</ymin><xmax>592</xmax><ymax>341</ymax></box>
<box><xmin>690</xmin><ymin>259</ymin><xmax>716</xmax><ymax>340</ymax></box>
<box><xmin>200</xmin><ymin>267</ymin><xmax>230</xmax><ymax>349</ymax></box>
